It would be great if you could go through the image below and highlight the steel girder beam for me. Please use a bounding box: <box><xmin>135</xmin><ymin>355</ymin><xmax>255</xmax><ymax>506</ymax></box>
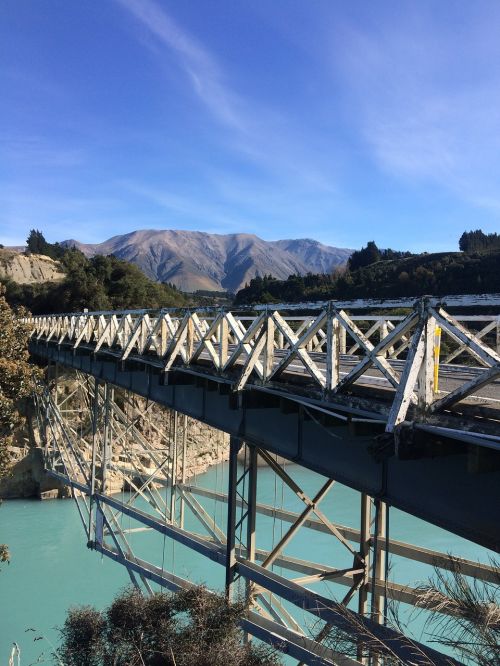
<box><xmin>30</xmin><ymin>341</ymin><xmax>500</xmax><ymax>551</ymax></box>
<box><xmin>36</xmin><ymin>371</ymin><xmax>482</xmax><ymax>666</ymax></box>
<box><xmin>87</xmin><ymin>490</ymin><xmax>461</xmax><ymax>666</ymax></box>
<box><xmin>45</xmin><ymin>460</ymin><xmax>465</xmax><ymax>664</ymax></box>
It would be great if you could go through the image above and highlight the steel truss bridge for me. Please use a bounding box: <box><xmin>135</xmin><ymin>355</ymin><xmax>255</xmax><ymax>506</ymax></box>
<box><xmin>27</xmin><ymin>295</ymin><xmax>500</xmax><ymax>666</ymax></box>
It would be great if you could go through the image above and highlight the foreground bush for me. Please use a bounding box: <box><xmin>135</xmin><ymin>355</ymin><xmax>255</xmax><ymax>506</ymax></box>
<box><xmin>58</xmin><ymin>586</ymin><xmax>281</xmax><ymax>666</ymax></box>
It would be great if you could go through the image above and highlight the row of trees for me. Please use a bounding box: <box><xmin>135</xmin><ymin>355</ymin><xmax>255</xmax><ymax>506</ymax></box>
<box><xmin>236</xmin><ymin>249</ymin><xmax>500</xmax><ymax>305</ymax></box>
<box><xmin>347</xmin><ymin>229</ymin><xmax>500</xmax><ymax>273</ymax></box>
<box><xmin>236</xmin><ymin>230</ymin><xmax>500</xmax><ymax>305</ymax></box>
<box><xmin>459</xmin><ymin>229</ymin><xmax>500</xmax><ymax>253</ymax></box>
<box><xmin>347</xmin><ymin>241</ymin><xmax>412</xmax><ymax>271</ymax></box>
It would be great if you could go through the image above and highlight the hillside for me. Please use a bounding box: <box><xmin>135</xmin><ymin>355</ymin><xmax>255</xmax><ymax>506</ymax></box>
<box><xmin>0</xmin><ymin>249</ymin><xmax>65</xmax><ymax>284</ymax></box>
<box><xmin>235</xmin><ymin>249</ymin><xmax>500</xmax><ymax>304</ymax></box>
<box><xmin>2</xmin><ymin>247</ymin><xmax>186</xmax><ymax>314</ymax></box>
<box><xmin>62</xmin><ymin>230</ymin><xmax>352</xmax><ymax>292</ymax></box>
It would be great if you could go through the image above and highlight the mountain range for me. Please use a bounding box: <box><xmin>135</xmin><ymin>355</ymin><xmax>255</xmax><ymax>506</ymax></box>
<box><xmin>62</xmin><ymin>230</ymin><xmax>352</xmax><ymax>292</ymax></box>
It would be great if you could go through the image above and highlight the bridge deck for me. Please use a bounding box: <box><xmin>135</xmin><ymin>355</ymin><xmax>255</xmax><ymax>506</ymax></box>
<box><xmin>27</xmin><ymin>297</ymin><xmax>500</xmax><ymax>550</ymax></box>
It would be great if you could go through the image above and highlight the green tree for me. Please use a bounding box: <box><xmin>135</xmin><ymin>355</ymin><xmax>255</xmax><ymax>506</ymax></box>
<box><xmin>0</xmin><ymin>285</ymin><xmax>40</xmax><ymax>565</ymax></box>
<box><xmin>348</xmin><ymin>241</ymin><xmax>381</xmax><ymax>271</ymax></box>
<box><xmin>459</xmin><ymin>229</ymin><xmax>500</xmax><ymax>253</ymax></box>
<box><xmin>26</xmin><ymin>229</ymin><xmax>66</xmax><ymax>260</ymax></box>
<box><xmin>0</xmin><ymin>286</ymin><xmax>39</xmax><ymax>474</ymax></box>
<box><xmin>26</xmin><ymin>229</ymin><xmax>49</xmax><ymax>255</ymax></box>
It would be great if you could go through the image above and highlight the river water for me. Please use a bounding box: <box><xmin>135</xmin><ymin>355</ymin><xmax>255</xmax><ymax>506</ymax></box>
<box><xmin>0</xmin><ymin>461</ymin><xmax>492</xmax><ymax>665</ymax></box>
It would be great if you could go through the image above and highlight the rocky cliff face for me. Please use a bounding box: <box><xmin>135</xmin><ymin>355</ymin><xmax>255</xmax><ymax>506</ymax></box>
<box><xmin>130</xmin><ymin>400</ymin><xmax>229</xmax><ymax>480</ymax></box>
<box><xmin>0</xmin><ymin>249</ymin><xmax>65</xmax><ymax>284</ymax></box>
<box><xmin>0</xmin><ymin>406</ymin><xmax>229</xmax><ymax>500</ymax></box>
<box><xmin>0</xmin><ymin>447</ymin><xmax>66</xmax><ymax>499</ymax></box>
<box><xmin>63</xmin><ymin>230</ymin><xmax>352</xmax><ymax>292</ymax></box>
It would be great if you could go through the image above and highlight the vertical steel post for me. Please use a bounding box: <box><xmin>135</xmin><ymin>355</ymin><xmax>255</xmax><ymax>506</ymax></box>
<box><xmin>371</xmin><ymin>499</ymin><xmax>387</xmax><ymax>624</ymax></box>
<box><xmin>370</xmin><ymin>499</ymin><xmax>388</xmax><ymax>666</ymax></box>
<box><xmin>179</xmin><ymin>413</ymin><xmax>188</xmax><ymax>529</ymax></box>
<box><xmin>54</xmin><ymin>362</ymin><xmax>59</xmax><ymax>407</ymax></box>
<box><xmin>358</xmin><ymin>493</ymin><xmax>372</xmax><ymax>615</ymax></box>
<box><xmin>244</xmin><ymin>443</ymin><xmax>258</xmax><ymax>642</ymax></box>
<box><xmin>45</xmin><ymin>361</ymin><xmax>55</xmax><ymax>459</ymax></box>
<box><xmin>246</xmin><ymin>445</ymin><xmax>258</xmax><ymax>589</ymax></box>
<box><xmin>170</xmin><ymin>410</ymin><xmax>178</xmax><ymax>524</ymax></box>
<box><xmin>225</xmin><ymin>435</ymin><xmax>240</xmax><ymax>599</ymax></box>
<box><xmin>357</xmin><ymin>493</ymin><xmax>372</xmax><ymax>664</ymax></box>
<box><xmin>88</xmin><ymin>377</ymin><xmax>100</xmax><ymax>542</ymax></box>
<box><xmin>102</xmin><ymin>382</ymin><xmax>113</xmax><ymax>495</ymax></box>
<box><xmin>43</xmin><ymin>400</ymin><xmax>50</xmax><ymax>458</ymax></box>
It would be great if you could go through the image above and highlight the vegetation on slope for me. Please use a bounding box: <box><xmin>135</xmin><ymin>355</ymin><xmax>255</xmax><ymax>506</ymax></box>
<box><xmin>0</xmin><ymin>286</ymin><xmax>39</xmax><ymax>476</ymax></box>
<box><xmin>0</xmin><ymin>285</ymin><xmax>41</xmax><ymax>565</ymax></box>
<box><xmin>2</xmin><ymin>231</ymin><xmax>187</xmax><ymax>313</ymax></box>
<box><xmin>235</xmin><ymin>232</ymin><xmax>500</xmax><ymax>305</ymax></box>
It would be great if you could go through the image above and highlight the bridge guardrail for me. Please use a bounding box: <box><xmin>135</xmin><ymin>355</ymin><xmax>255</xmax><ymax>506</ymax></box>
<box><xmin>26</xmin><ymin>294</ymin><xmax>500</xmax><ymax>448</ymax></box>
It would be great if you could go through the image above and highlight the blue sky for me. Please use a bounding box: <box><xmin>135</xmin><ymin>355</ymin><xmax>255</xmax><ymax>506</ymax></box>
<box><xmin>1</xmin><ymin>0</ymin><xmax>500</xmax><ymax>252</ymax></box>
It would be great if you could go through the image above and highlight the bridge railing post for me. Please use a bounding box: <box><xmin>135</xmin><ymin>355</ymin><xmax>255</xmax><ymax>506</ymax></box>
<box><xmin>219</xmin><ymin>312</ymin><xmax>229</xmax><ymax>369</ymax></box>
<box><xmin>417</xmin><ymin>306</ymin><xmax>437</xmax><ymax>416</ymax></box>
<box><xmin>263</xmin><ymin>312</ymin><xmax>275</xmax><ymax>381</ymax></box>
<box><xmin>326</xmin><ymin>304</ymin><xmax>340</xmax><ymax>390</ymax></box>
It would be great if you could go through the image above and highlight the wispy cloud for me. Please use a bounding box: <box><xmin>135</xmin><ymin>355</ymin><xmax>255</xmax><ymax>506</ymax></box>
<box><xmin>332</xmin><ymin>5</ymin><xmax>500</xmax><ymax>213</ymax></box>
<box><xmin>114</xmin><ymin>0</ymin><xmax>244</xmax><ymax>130</ymax></box>
<box><xmin>114</xmin><ymin>0</ymin><xmax>339</xmax><ymax>193</ymax></box>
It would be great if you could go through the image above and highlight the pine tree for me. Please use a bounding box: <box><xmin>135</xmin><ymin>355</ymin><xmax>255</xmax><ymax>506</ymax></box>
<box><xmin>26</xmin><ymin>229</ymin><xmax>49</xmax><ymax>255</ymax></box>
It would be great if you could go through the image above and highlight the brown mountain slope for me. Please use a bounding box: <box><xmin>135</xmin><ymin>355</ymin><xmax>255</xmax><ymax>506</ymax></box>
<box><xmin>62</xmin><ymin>230</ymin><xmax>351</xmax><ymax>292</ymax></box>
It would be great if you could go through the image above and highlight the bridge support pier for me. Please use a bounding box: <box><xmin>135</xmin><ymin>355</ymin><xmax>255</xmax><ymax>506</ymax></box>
<box><xmin>225</xmin><ymin>435</ymin><xmax>242</xmax><ymax>599</ymax></box>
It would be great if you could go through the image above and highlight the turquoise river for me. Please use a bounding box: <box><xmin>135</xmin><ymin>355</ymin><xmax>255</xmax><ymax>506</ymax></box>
<box><xmin>0</xmin><ymin>461</ymin><xmax>491</xmax><ymax>664</ymax></box>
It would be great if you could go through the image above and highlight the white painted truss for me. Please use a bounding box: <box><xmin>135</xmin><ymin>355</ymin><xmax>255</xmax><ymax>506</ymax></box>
<box><xmin>26</xmin><ymin>295</ymin><xmax>500</xmax><ymax>447</ymax></box>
